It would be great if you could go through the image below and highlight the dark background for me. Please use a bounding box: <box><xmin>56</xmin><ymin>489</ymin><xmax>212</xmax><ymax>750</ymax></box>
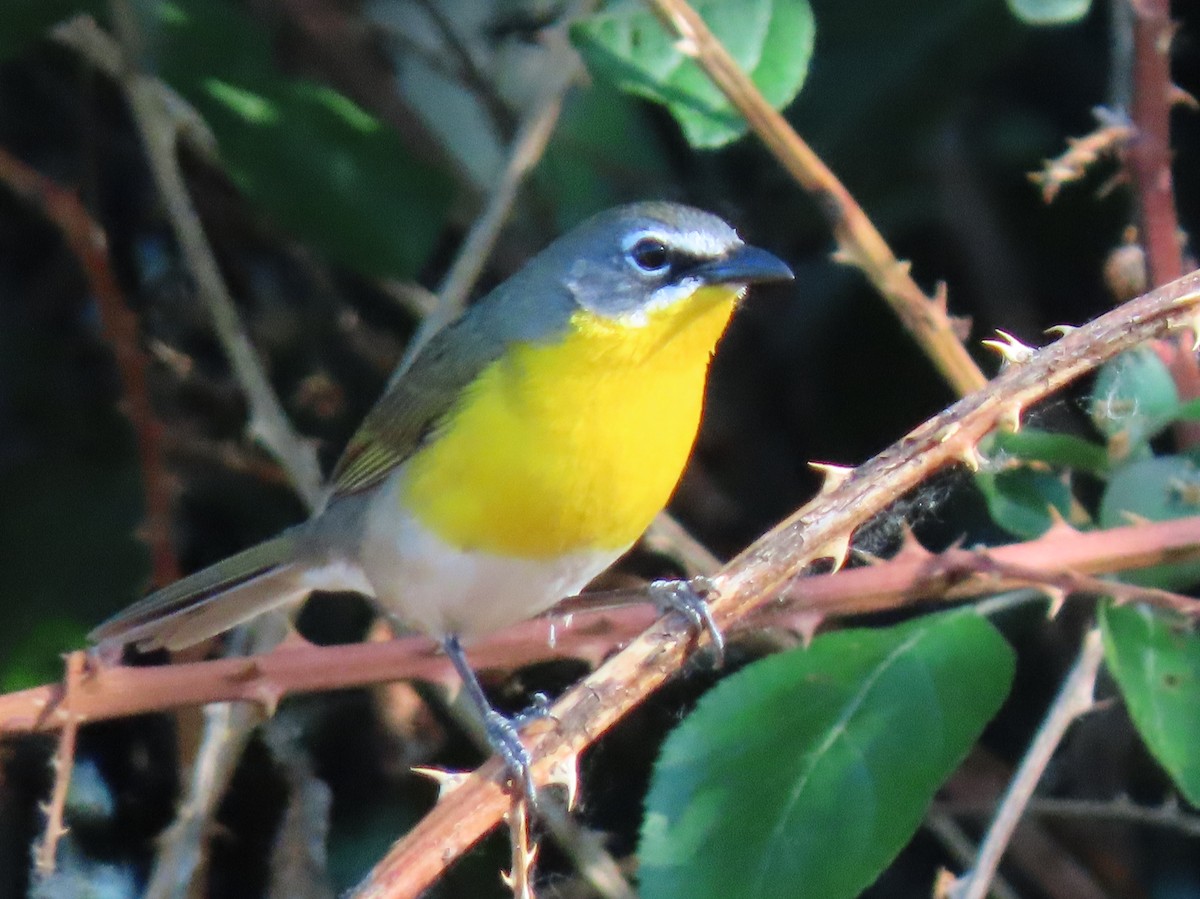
<box><xmin>1</xmin><ymin>1</ymin><xmax>1198</xmax><ymax>896</ymax></box>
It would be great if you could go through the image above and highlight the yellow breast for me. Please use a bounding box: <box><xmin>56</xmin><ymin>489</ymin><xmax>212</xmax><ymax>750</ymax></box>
<box><xmin>400</xmin><ymin>285</ymin><xmax>739</xmax><ymax>558</ymax></box>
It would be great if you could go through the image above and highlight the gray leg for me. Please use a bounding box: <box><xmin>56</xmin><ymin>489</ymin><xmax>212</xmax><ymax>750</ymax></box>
<box><xmin>442</xmin><ymin>634</ymin><xmax>543</xmax><ymax>806</ymax></box>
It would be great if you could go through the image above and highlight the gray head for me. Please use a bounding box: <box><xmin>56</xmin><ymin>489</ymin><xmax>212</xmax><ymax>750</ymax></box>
<box><xmin>535</xmin><ymin>201</ymin><xmax>793</xmax><ymax>321</ymax></box>
<box><xmin>463</xmin><ymin>202</ymin><xmax>792</xmax><ymax>349</ymax></box>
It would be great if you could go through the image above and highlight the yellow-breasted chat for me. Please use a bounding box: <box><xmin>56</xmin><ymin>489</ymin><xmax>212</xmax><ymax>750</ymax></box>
<box><xmin>90</xmin><ymin>201</ymin><xmax>793</xmax><ymax>802</ymax></box>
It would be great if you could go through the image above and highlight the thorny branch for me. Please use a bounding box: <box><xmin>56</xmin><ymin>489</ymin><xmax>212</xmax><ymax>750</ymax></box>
<box><xmin>350</xmin><ymin>271</ymin><xmax>1200</xmax><ymax>899</ymax></box>
<box><xmin>31</xmin><ymin>652</ymin><xmax>86</xmax><ymax>878</ymax></box>
<box><xmin>645</xmin><ymin>0</ymin><xmax>987</xmax><ymax>398</ymax></box>
<box><xmin>5</xmin><ymin>510</ymin><xmax>1200</xmax><ymax>736</ymax></box>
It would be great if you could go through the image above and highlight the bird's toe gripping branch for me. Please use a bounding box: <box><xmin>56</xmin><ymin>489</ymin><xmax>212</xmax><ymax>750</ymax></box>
<box><xmin>443</xmin><ymin>634</ymin><xmax>544</xmax><ymax>807</ymax></box>
<box><xmin>649</xmin><ymin>576</ymin><xmax>726</xmax><ymax>666</ymax></box>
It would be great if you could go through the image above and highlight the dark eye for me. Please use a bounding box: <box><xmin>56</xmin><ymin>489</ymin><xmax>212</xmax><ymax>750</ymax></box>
<box><xmin>627</xmin><ymin>237</ymin><xmax>671</xmax><ymax>274</ymax></box>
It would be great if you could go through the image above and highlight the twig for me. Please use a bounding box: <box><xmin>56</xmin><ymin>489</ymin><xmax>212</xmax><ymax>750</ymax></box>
<box><xmin>32</xmin><ymin>652</ymin><xmax>86</xmax><ymax>878</ymax></box>
<box><xmin>949</xmin><ymin>629</ymin><xmax>1106</xmax><ymax>899</ymax></box>
<box><xmin>502</xmin><ymin>799</ymin><xmax>537</xmax><ymax>899</ymax></box>
<box><xmin>413</xmin><ymin>0</ymin><xmax>518</xmax><ymax>140</ymax></box>
<box><xmin>1028</xmin><ymin>107</ymin><xmax>1135</xmax><ymax>203</ymax></box>
<box><xmin>142</xmin><ymin>703</ymin><xmax>262</xmax><ymax>899</ymax></box>
<box><xmin>141</xmin><ymin>621</ymin><xmax>289</xmax><ymax>899</ymax></box>
<box><xmin>79</xmin><ymin>11</ymin><xmax>324</xmax><ymax>506</ymax></box>
<box><xmin>942</xmin><ymin>793</ymin><xmax>1200</xmax><ymax>839</ymax></box>
<box><xmin>0</xmin><ymin>147</ymin><xmax>180</xmax><ymax>588</ymax></box>
<box><xmin>103</xmin><ymin>8</ymin><xmax>324</xmax><ymax>895</ymax></box>
<box><xmin>925</xmin><ymin>814</ymin><xmax>1021</xmax><ymax>899</ymax></box>
<box><xmin>349</xmin><ymin>271</ymin><xmax>1200</xmax><ymax>898</ymax></box>
<box><xmin>644</xmin><ymin>0</ymin><xmax>987</xmax><ymax>397</ymax></box>
<box><xmin>396</xmin><ymin>39</ymin><xmax>579</xmax><ymax>373</ymax></box>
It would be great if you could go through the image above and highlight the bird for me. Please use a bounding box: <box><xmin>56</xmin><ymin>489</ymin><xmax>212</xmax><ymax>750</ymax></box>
<box><xmin>90</xmin><ymin>201</ymin><xmax>793</xmax><ymax>802</ymax></box>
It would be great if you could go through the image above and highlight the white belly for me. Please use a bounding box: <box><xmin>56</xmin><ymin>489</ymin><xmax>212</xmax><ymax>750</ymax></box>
<box><xmin>357</xmin><ymin>467</ymin><xmax>624</xmax><ymax>639</ymax></box>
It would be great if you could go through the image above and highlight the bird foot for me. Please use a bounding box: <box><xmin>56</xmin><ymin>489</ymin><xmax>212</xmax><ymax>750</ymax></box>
<box><xmin>482</xmin><ymin>707</ymin><xmax>539</xmax><ymax>807</ymax></box>
<box><xmin>649</xmin><ymin>576</ymin><xmax>726</xmax><ymax>666</ymax></box>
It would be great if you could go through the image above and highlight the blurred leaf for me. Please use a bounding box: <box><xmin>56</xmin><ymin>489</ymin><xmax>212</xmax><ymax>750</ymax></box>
<box><xmin>1090</xmin><ymin>347</ymin><xmax>1179</xmax><ymax>456</ymax></box>
<box><xmin>571</xmin><ymin>0</ymin><xmax>815</xmax><ymax>149</ymax></box>
<box><xmin>0</xmin><ymin>0</ymin><xmax>102</xmax><ymax>59</ymax></box>
<box><xmin>640</xmin><ymin>610</ymin><xmax>1014</xmax><ymax>899</ymax></box>
<box><xmin>989</xmin><ymin>428</ymin><xmax>1109</xmax><ymax>477</ymax></box>
<box><xmin>1165</xmin><ymin>397</ymin><xmax>1200</xmax><ymax>422</ymax></box>
<box><xmin>975</xmin><ymin>466</ymin><xmax>1074</xmax><ymax>539</ymax></box>
<box><xmin>152</xmin><ymin>0</ymin><xmax>454</xmax><ymax>278</ymax></box>
<box><xmin>1100</xmin><ymin>604</ymin><xmax>1200</xmax><ymax>805</ymax></box>
<box><xmin>1</xmin><ymin>618</ymin><xmax>87</xmax><ymax>691</ymax></box>
<box><xmin>1005</xmin><ymin>0</ymin><xmax>1092</xmax><ymax>26</ymax></box>
<box><xmin>1099</xmin><ymin>455</ymin><xmax>1200</xmax><ymax>589</ymax></box>
<box><xmin>537</xmin><ymin>80</ymin><xmax>673</xmax><ymax>229</ymax></box>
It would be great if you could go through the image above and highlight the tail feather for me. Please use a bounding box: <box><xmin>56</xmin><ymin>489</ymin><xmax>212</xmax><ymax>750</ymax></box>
<box><xmin>89</xmin><ymin>534</ymin><xmax>305</xmax><ymax>651</ymax></box>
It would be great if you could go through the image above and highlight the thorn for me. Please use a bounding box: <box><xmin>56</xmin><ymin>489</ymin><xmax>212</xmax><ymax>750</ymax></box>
<box><xmin>546</xmin><ymin>752</ymin><xmax>581</xmax><ymax>811</ymax></box>
<box><xmin>411</xmin><ymin>766</ymin><xmax>472</xmax><ymax>800</ymax></box>
<box><xmin>1045</xmin><ymin>324</ymin><xmax>1078</xmax><ymax>339</ymax></box>
<box><xmin>895</xmin><ymin>522</ymin><xmax>933</xmax><ymax>559</ymax></box>
<box><xmin>949</xmin><ymin>314</ymin><xmax>973</xmax><ymax>342</ymax></box>
<box><xmin>931</xmin><ymin>281</ymin><xmax>949</xmax><ymax>314</ymax></box>
<box><xmin>1118</xmin><ymin>510</ymin><xmax>1153</xmax><ymax>527</ymax></box>
<box><xmin>895</xmin><ymin>259</ymin><xmax>913</xmax><ymax>278</ymax></box>
<box><xmin>830</xmin><ymin>246</ymin><xmax>855</xmax><ymax>267</ymax></box>
<box><xmin>997</xmin><ymin>403</ymin><xmax>1023</xmax><ymax>434</ymax></box>
<box><xmin>851</xmin><ymin>547</ymin><xmax>885</xmax><ymax>566</ymax></box>
<box><xmin>1043</xmin><ymin>504</ymin><xmax>1080</xmax><ymax>536</ymax></box>
<box><xmin>249</xmin><ymin>683</ymin><xmax>284</xmax><ymax>718</ymax></box>
<box><xmin>814</xmin><ymin>534</ymin><xmax>851</xmax><ymax>573</ymax></box>
<box><xmin>1041</xmin><ymin>586</ymin><xmax>1068</xmax><ymax>618</ymax></box>
<box><xmin>793</xmin><ymin>611</ymin><xmax>824</xmax><ymax>647</ymax></box>
<box><xmin>981</xmin><ymin>329</ymin><xmax>1035</xmax><ymax>366</ymax></box>
<box><xmin>958</xmin><ymin>444</ymin><xmax>986</xmax><ymax>472</ymax></box>
<box><xmin>672</xmin><ymin>35</ymin><xmax>700</xmax><ymax>58</ymax></box>
<box><xmin>809</xmin><ymin>462</ymin><xmax>853</xmax><ymax>493</ymax></box>
<box><xmin>932</xmin><ymin>868</ymin><xmax>959</xmax><ymax>899</ymax></box>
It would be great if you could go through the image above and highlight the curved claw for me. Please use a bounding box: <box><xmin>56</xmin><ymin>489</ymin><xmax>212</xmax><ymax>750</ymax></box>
<box><xmin>649</xmin><ymin>577</ymin><xmax>726</xmax><ymax>666</ymax></box>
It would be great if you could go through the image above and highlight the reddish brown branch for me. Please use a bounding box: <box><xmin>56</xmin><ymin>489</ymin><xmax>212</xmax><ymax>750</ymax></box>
<box><xmin>0</xmin><ymin>146</ymin><xmax>179</xmax><ymax>587</ymax></box>
<box><xmin>4</xmin><ymin>513</ymin><xmax>1200</xmax><ymax>737</ymax></box>
<box><xmin>1129</xmin><ymin>0</ymin><xmax>1183</xmax><ymax>287</ymax></box>
<box><xmin>1126</xmin><ymin>0</ymin><xmax>1200</xmax><ymax>446</ymax></box>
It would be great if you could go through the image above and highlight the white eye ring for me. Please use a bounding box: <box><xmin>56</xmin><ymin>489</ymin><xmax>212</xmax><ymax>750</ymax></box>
<box><xmin>624</xmin><ymin>233</ymin><xmax>672</xmax><ymax>275</ymax></box>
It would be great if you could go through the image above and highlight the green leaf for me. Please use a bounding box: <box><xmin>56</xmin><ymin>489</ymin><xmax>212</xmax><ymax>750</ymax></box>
<box><xmin>1099</xmin><ymin>455</ymin><xmax>1200</xmax><ymax>589</ymax></box>
<box><xmin>640</xmin><ymin>610</ymin><xmax>1014</xmax><ymax>899</ymax></box>
<box><xmin>0</xmin><ymin>0</ymin><xmax>103</xmax><ymax>60</ymax></box>
<box><xmin>571</xmin><ymin>0</ymin><xmax>815</xmax><ymax>149</ymax></box>
<box><xmin>1100</xmin><ymin>604</ymin><xmax>1200</xmax><ymax>805</ymax></box>
<box><xmin>152</xmin><ymin>0</ymin><xmax>454</xmax><ymax>278</ymax></box>
<box><xmin>975</xmin><ymin>466</ymin><xmax>1075</xmax><ymax>539</ymax></box>
<box><xmin>1005</xmin><ymin>0</ymin><xmax>1092</xmax><ymax>26</ymax></box>
<box><xmin>989</xmin><ymin>429</ymin><xmax>1109</xmax><ymax>477</ymax></box>
<box><xmin>1172</xmin><ymin>398</ymin><xmax>1200</xmax><ymax>422</ymax></box>
<box><xmin>1</xmin><ymin>619</ymin><xmax>87</xmax><ymax>692</ymax></box>
<box><xmin>1090</xmin><ymin>347</ymin><xmax>1180</xmax><ymax>457</ymax></box>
